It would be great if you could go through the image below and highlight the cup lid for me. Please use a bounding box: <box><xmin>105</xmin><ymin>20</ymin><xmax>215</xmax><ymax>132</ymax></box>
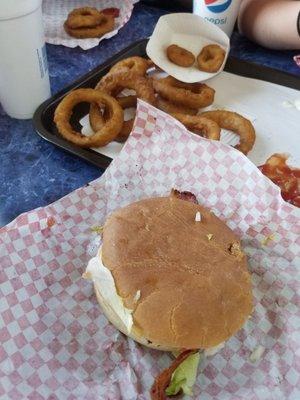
<box><xmin>0</xmin><ymin>0</ymin><xmax>42</xmax><ymax>20</ymax></box>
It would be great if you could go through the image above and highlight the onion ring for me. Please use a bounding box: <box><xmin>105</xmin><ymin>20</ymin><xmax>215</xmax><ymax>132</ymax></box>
<box><xmin>153</xmin><ymin>76</ymin><xmax>215</xmax><ymax>109</ymax></box>
<box><xmin>89</xmin><ymin>95</ymin><xmax>137</xmax><ymax>143</ymax></box>
<box><xmin>115</xmin><ymin>120</ymin><xmax>134</xmax><ymax>143</ymax></box>
<box><xmin>172</xmin><ymin>113</ymin><xmax>221</xmax><ymax>140</ymax></box>
<box><xmin>54</xmin><ymin>89</ymin><xmax>123</xmax><ymax>147</ymax></box>
<box><xmin>201</xmin><ymin>110</ymin><xmax>256</xmax><ymax>154</ymax></box>
<box><xmin>156</xmin><ymin>96</ymin><xmax>198</xmax><ymax>116</ymax></box>
<box><xmin>107</xmin><ymin>96</ymin><xmax>137</xmax><ymax>142</ymax></box>
<box><xmin>197</xmin><ymin>44</ymin><xmax>225</xmax><ymax>73</ymax></box>
<box><xmin>109</xmin><ymin>56</ymin><xmax>151</xmax><ymax>76</ymax></box>
<box><xmin>65</xmin><ymin>7</ymin><xmax>102</xmax><ymax>29</ymax></box>
<box><xmin>101</xmin><ymin>112</ymin><xmax>133</xmax><ymax>143</ymax></box>
<box><xmin>166</xmin><ymin>44</ymin><xmax>195</xmax><ymax>67</ymax></box>
<box><xmin>90</xmin><ymin>71</ymin><xmax>156</xmax><ymax>133</ymax></box>
<box><xmin>64</xmin><ymin>14</ymin><xmax>114</xmax><ymax>39</ymax></box>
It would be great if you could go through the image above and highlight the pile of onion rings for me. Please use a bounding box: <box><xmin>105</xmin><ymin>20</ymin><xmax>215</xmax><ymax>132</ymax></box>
<box><xmin>54</xmin><ymin>54</ymin><xmax>256</xmax><ymax>154</ymax></box>
<box><xmin>64</xmin><ymin>7</ymin><xmax>115</xmax><ymax>39</ymax></box>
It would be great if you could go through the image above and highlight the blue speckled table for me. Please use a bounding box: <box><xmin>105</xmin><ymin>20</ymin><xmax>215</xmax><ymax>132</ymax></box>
<box><xmin>0</xmin><ymin>4</ymin><xmax>299</xmax><ymax>227</ymax></box>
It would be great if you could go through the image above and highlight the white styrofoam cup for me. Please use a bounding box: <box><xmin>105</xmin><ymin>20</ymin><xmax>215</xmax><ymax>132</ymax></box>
<box><xmin>0</xmin><ymin>0</ymin><xmax>51</xmax><ymax>119</ymax></box>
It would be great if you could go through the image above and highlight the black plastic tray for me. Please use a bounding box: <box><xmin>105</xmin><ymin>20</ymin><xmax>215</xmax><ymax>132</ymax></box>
<box><xmin>33</xmin><ymin>38</ymin><xmax>300</xmax><ymax>169</ymax></box>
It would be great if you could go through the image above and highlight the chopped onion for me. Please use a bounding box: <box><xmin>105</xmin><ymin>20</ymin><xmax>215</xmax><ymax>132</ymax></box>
<box><xmin>134</xmin><ymin>290</ymin><xmax>141</xmax><ymax>302</ymax></box>
<box><xmin>195</xmin><ymin>212</ymin><xmax>201</xmax><ymax>222</ymax></box>
<box><xmin>250</xmin><ymin>345</ymin><xmax>265</xmax><ymax>362</ymax></box>
<box><xmin>91</xmin><ymin>225</ymin><xmax>104</xmax><ymax>234</ymax></box>
<box><xmin>261</xmin><ymin>234</ymin><xmax>275</xmax><ymax>246</ymax></box>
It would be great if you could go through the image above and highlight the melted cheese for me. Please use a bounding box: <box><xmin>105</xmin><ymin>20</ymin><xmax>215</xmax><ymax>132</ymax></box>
<box><xmin>85</xmin><ymin>249</ymin><xmax>133</xmax><ymax>334</ymax></box>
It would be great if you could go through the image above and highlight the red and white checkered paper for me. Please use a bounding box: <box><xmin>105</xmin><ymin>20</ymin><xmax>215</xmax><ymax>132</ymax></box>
<box><xmin>1</xmin><ymin>101</ymin><xmax>300</xmax><ymax>400</ymax></box>
<box><xmin>43</xmin><ymin>0</ymin><xmax>138</xmax><ymax>50</ymax></box>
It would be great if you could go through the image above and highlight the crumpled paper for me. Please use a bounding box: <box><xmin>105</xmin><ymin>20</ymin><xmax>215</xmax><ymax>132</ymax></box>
<box><xmin>43</xmin><ymin>0</ymin><xmax>138</xmax><ymax>50</ymax></box>
<box><xmin>0</xmin><ymin>101</ymin><xmax>299</xmax><ymax>400</ymax></box>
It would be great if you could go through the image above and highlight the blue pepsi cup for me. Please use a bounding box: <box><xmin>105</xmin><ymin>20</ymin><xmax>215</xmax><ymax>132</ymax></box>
<box><xmin>193</xmin><ymin>0</ymin><xmax>242</xmax><ymax>37</ymax></box>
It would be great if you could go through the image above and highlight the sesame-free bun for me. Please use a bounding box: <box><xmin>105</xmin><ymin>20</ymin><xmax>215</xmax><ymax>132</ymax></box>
<box><xmin>100</xmin><ymin>196</ymin><xmax>252</xmax><ymax>351</ymax></box>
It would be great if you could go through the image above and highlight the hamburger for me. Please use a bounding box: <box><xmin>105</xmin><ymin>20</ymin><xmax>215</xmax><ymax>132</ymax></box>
<box><xmin>85</xmin><ymin>191</ymin><xmax>253</xmax><ymax>398</ymax></box>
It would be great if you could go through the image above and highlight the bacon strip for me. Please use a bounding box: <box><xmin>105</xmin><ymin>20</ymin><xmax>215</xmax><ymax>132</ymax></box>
<box><xmin>150</xmin><ymin>350</ymin><xmax>197</xmax><ymax>400</ymax></box>
<box><xmin>170</xmin><ymin>189</ymin><xmax>198</xmax><ymax>204</ymax></box>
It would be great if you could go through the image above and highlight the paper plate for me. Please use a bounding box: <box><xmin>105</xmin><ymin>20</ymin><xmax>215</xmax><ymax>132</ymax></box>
<box><xmin>146</xmin><ymin>13</ymin><xmax>230</xmax><ymax>83</ymax></box>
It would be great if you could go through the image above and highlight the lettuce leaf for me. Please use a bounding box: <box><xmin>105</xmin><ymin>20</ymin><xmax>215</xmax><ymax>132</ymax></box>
<box><xmin>90</xmin><ymin>225</ymin><xmax>103</xmax><ymax>234</ymax></box>
<box><xmin>165</xmin><ymin>352</ymin><xmax>201</xmax><ymax>396</ymax></box>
